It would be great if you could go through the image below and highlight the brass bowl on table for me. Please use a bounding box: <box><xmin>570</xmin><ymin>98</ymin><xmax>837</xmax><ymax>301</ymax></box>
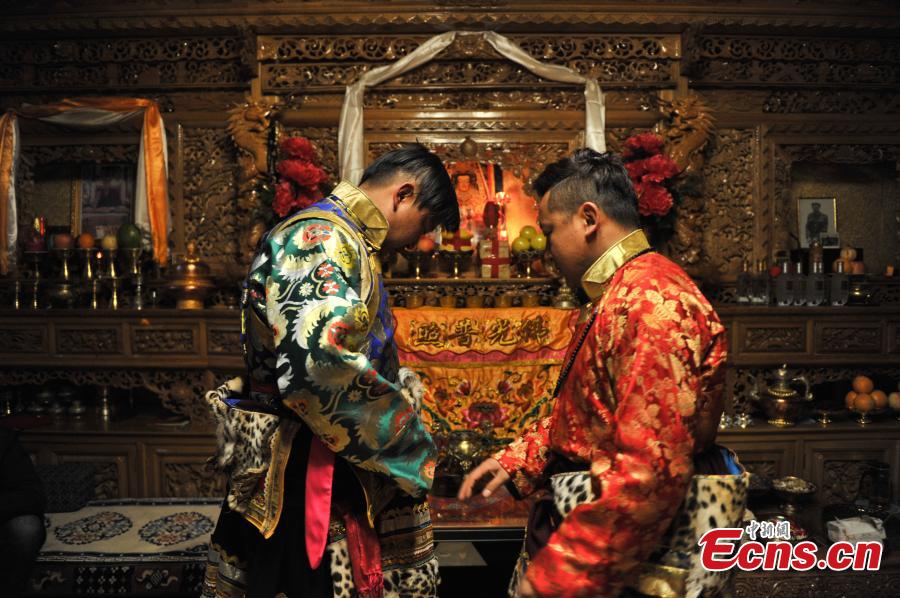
<box><xmin>772</xmin><ymin>476</ymin><xmax>817</xmax><ymax>516</ymax></box>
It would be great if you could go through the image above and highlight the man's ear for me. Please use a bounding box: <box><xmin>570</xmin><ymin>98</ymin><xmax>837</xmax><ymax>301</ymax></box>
<box><xmin>393</xmin><ymin>181</ymin><xmax>416</xmax><ymax>212</ymax></box>
<box><xmin>577</xmin><ymin>201</ymin><xmax>602</xmax><ymax>239</ymax></box>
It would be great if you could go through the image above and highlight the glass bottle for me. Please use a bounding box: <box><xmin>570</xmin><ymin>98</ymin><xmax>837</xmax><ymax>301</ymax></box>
<box><xmin>829</xmin><ymin>259</ymin><xmax>850</xmax><ymax>306</ymax></box>
<box><xmin>736</xmin><ymin>260</ymin><xmax>752</xmax><ymax>304</ymax></box>
<box><xmin>751</xmin><ymin>258</ymin><xmax>770</xmax><ymax>305</ymax></box>
<box><xmin>792</xmin><ymin>262</ymin><xmax>808</xmax><ymax>306</ymax></box>
<box><xmin>774</xmin><ymin>260</ymin><xmax>795</xmax><ymax>307</ymax></box>
<box><xmin>806</xmin><ymin>260</ymin><xmax>827</xmax><ymax>306</ymax></box>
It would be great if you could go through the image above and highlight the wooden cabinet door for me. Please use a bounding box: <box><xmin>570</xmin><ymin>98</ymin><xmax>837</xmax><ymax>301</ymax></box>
<box><xmin>24</xmin><ymin>438</ymin><xmax>140</xmax><ymax>499</ymax></box>
<box><xmin>145</xmin><ymin>440</ymin><xmax>225</xmax><ymax>498</ymax></box>
<box><xmin>803</xmin><ymin>438</ymin><xmax>898</xmax><ymax>506</ymax></box>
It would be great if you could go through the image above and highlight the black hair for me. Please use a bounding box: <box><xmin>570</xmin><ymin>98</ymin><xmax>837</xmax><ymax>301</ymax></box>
<box><xmin>359</xmin><ymin>143</ymin><xmax>460</xmax><ymax>231</ymax></box>
<box><xmin>532</xmin><ymin>158</ymin><xmax>579</xmax><ymax>199</ymax></box>
<box><xmin>537</xmin><ymin>148</ymin><xmax>640</xmax><ymax>229</ymax></box>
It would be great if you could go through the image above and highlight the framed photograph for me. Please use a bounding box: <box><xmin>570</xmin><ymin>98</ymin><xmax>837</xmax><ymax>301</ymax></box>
<box><xmin>798</xmin><ymin>197</ymin><xmax>838</xmax><ymax>248</ymax></box>
<box><xmin>72</xmin><ymin>163</ymin><xmax>136</xmax><ymax>238</ymax></box>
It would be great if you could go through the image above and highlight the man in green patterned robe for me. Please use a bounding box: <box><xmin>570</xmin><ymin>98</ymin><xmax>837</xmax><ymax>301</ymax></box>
<box><xmin>203</xmin><ymin>144</ymin><xmax>458</xmax><ymax>597</ymax></box>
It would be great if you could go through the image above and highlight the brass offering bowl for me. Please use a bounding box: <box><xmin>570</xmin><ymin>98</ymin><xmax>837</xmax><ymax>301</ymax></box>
<box><xmin>772</xmin><ymin>476</ymin><xmax>817</xmax><ymax>516</ymax></box>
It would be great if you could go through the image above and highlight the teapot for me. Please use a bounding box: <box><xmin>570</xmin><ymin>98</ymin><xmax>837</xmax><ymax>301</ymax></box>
<box><xmin>753</xmin><ymin>364</ymin><xmax>812</xmax><ymax>427</ymax></box>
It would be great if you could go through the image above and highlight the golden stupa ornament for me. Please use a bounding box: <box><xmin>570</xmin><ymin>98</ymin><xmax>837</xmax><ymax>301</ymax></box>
<box><xmin>460</xmin><ymin>136</ymin><xmax>479</xmax><ymax>158</ymax></box>
<box><xmin>168</xmin><ymin>241</ymin><xmax>214</xmax><ymax>309</ymax></box>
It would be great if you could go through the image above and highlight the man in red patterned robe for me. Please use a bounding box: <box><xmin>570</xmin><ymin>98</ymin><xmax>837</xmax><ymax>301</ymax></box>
<box><xmin>459</xmin><ymin>149</ymin><xmax>727</xmax><ymax>597</ymax></box>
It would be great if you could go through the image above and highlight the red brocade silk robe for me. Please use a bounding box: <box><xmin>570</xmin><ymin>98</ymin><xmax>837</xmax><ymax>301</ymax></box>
<box><xmin>495</xmin><ymin>230</ymin><xmax>727</xmax><ymax>597</ymax></box>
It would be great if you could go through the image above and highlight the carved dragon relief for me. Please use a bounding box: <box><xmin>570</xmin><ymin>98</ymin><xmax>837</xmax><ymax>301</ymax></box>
<box><xmin>659</xmin><ymin>94</ymin><xmax>716</xmax><ymax>270</ymax></box>
<box><xmin>225</xmin><ymin>96</ymin><xmax>278</xmax><ymax>265</ymax></box>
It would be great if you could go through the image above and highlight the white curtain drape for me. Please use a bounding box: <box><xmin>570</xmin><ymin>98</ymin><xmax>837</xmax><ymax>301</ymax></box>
<box><xmin>338</xmin><ymin>31</ymin><xmax>606</xmax><ymax>183</ymax></box>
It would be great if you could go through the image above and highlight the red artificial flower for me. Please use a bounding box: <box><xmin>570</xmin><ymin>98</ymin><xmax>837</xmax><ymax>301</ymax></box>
<box><xmin>635</xmin><ymin>181</ymin><xmax>674</xmax><ymax>217</ymax></box>
<box><xmin>280</xmin><ymin>136</ymin><xmax>318</xmax><ymax>162</ymax></box>
<box><xmin>642</xmin><ymin>153</ymin><xmax>681</xmax><ymax>182</ymax></box>
<box><xmin>277</xmin><ymin>159</ymin><xmax>328</xmax><ymax>189</ymax></box>
<box><xmin>623</xmin><ymin>132</ymin><xmax>665</xmax><ymax>158</ymax></box>
<box><xmin>272</xmin><ymin>181</ymin><xmax>322</xmax><ymax>218</ymax></box>
<box><xmin>273</xmin><ymin>181</ymin><xmax>297</xmax><ymax>218</ymax></box>
<box><xmin>624</xmin><ymin>159</ymin><xmax>647</xmax><ymax>180</ymax></box>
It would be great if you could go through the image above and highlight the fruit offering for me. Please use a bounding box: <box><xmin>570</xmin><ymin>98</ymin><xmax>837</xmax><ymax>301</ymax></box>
<box><xmin>77</xmin><ymin>232</ymin><xmax>95</xmax><ymax>249</ymax></box>
<box><xmin>848</xmin><ymin>375</ymin><xmax>893</xmax><ymax>419</ymax></box>
<box><xmin>117</xmin><ymin>223</ymin><xmax>142</xmax><ymax>249</ymax></box>
<box><xmin>53</xmin><ymin>233</ymin><xmax>73</xmax><ymax>249</ymax></box>
<box><xmin>415</xmin><ymin>236</ymin><xmax>436</xmax><ymax>253</ymax></box>
<box><xmin>510</xmin><ymin>225</ymin><xmax>545</xmax><ymax>255</ymax></box>
<box><xmin>440</xmin><ymin>228</ymin><xmax>474</xmax><ymax>252</ymax></box>
<box><xmin>101</xmin><ymin>235</ymin><xmax>118</xmax><ymax>250</ymax></box>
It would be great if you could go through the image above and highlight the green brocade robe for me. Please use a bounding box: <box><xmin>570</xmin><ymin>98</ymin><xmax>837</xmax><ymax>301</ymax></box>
<box><xmin>236</xmin><ymin>181</ymin><xmax>437</xmax><ymax>535</ymax></box>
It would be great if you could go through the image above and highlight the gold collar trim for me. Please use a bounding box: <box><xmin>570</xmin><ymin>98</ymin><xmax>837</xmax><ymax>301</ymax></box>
<box><xmin>329</xmin><ymin>181</ymin><xmax>388</xmax><ymax>251</ymax></box>
<box><xmin>580</xmin><ymin>229</ymin><xmax>651</xmax><ymax>301</ymax></box>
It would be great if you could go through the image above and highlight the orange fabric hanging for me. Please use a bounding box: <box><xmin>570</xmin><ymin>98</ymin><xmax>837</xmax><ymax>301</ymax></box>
<box><xmin>0</xmin><ymin>112</ymin><xmax>15</xmax><ymax>274</ymax></box>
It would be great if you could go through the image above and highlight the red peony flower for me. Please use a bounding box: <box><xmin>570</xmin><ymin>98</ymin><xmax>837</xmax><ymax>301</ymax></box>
<box><xmin>277</xmin><ymin>160</ymin><xmax>328</xmax><ymax>188</ymax></box>
<box><xmin>272</xmin><ymin>181</ymin><xmax>322</xmax><ymax>218</ymax></box>
<box><xmin>642</xmin><ymin>153</ymin><xmax>681</xmax><ymax>181</ymax></box>
<box><xmin>635</xmin><ymin>181</ymin><xmax>674</xmax><ymax>217</ymax></box>
<box><xmin>273</xmin><ymin>181</ymin><xmax>297</xmax><ymax>218</ymax></box>
<box><xmin>624</xmin><ymin>159</ymin><xmax>647</xmax><ymax>180</ymax></box>
<box><xmin>623</xmin><ymin>132</ymin><xmax>665</xmax><ymax>158</ymax></box>
<box><xmin>280</xmin><ymin>137</ymin><xmax>318</xmax><ymax>162</ymax></box>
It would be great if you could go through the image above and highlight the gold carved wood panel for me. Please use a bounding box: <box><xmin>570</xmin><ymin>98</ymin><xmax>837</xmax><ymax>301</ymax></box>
<box><xmin>258</xmin><ymin>33</ymin><xmax>680</xmax><ymax>94</ymax></box>
<box><xmin>180</xmin><ymin>126</ymin><xmax>241</xmax><ymax>275</ymax></box>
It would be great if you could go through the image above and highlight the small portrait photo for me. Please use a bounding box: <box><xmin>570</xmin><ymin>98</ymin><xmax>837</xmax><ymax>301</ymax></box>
<box><xmin>798</xmin><ymin>197</ymin><xmax>838</xmax><ymax>248</ymax></box>
<box><xmin>78</xmin><ymin>163</ymin><xmax>136</xmax><ymax>238</ymax></box>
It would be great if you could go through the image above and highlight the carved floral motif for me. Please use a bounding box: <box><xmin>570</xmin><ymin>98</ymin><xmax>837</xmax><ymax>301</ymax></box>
<box><xmin>57</xmin><ymin>329</ymin><xmax>119</xmax><ymax>354</ymax></box>
<box><xmin>133</xmin><ymin>329</ymin><xmax>195</xmax><ymax>353</ymax></box>
<box><xmin>163</xmin><ymin>463</ymin><xmax>225</xmax><ymax>498</ymax></box>
<box><xmin>742</xmin><ymin>327</ymin><xmax>805</xmax><ymax>353</ymax></box>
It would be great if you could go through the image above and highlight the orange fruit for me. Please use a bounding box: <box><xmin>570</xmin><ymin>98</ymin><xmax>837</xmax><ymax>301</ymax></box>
<box><xmin>853</xmin><ymin>376</ymin><xmax>874</xmax><ymax>394</ymax></box>
<box><xmin>77</xmin><ymin>232</ymin><xmax>95</xmax><ymax>249</ymax></box>
<box><xmin>854</xmin><ymin>393</ymin><xmax>875</xmax><ymax>413</ymax></box>
<box><xmin>416</xmin><ymin>236</ymin><xmax>436</xmax><ymax>253</ymax></box>
<box><xmin>872</xmin><ymin>390</ymin><xmax>888</xmax><ymax>409</ymax></box>
<box><xmin>889</xmin><ymin>392</ymin><xmax>900</xmax><ymax>411</ymax></box>
<box><xmin>845</xmin><ymin>391</ymin><xmax>858</xmax><ymax>410</ymax></box>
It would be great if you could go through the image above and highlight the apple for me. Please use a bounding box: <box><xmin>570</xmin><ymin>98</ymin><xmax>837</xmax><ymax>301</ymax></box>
<box><xmin>530</xmin><ymin>234</ymin><xmax>547</xmax><ymax>251</ymax></box>
<box><xmin>511</xmin><ymin>236</ymin><xmax>531</xmax><ymax>254</ymax></box>
<box><xmin>519</xmin><ymin>225</ymin><xmax>537</xmax><ymax>240</ymax></box>
<box><xmin>101</xmin><ymin>235</ymin><xmax>118</xmax><ymax>250</ymax></box>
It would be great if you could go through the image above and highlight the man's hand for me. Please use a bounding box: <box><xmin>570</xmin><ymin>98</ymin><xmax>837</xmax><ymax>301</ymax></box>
<box><xmin>457</xmin><ymin>458</ymin><xmax>510</xmax><ymax>500</ymax></box>
<box><xmin>516</xmin><ymin>577</ymin><xmax>537</xmax><ymax>598</ymax></box>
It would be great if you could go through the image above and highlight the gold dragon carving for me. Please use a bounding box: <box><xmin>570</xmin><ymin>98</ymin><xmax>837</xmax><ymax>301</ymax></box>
<box><xmin>226</xmin><ymin>96</ymin><xmax>277</xmax><ymax>264</ymax></box>
<box><xmin>659</xmin><ymin>94</ymin><xmax>716</xmax><ymax>268</ymax></box>
<box><xmin>659</xmin><ymin>94</ymin><xmax>715</xmax><ymax>175</ymax></box>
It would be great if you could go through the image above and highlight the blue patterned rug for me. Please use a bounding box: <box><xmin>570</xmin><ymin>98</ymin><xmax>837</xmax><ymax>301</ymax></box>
<box><xmin>30</xmin><ymin>498</ymin><xmax>222</xmax><ymax>596</ymax></box>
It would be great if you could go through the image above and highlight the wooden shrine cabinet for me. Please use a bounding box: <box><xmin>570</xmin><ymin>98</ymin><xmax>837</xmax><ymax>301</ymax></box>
<box><xmin>2</xmin><ymin>304</ymin><xmax>899</xmax><ymax>503</ymax></box>
<box><xmin>0</xmin><ymin>308</ymin><xmax>239</xmax><ymax>499</ymax></box>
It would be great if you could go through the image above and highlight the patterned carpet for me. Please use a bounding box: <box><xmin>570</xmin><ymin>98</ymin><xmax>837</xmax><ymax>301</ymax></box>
<box><xmin>30</xmin><ymin>498</ymin><xmax>222</xmax><ymax>596</ymax></box>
